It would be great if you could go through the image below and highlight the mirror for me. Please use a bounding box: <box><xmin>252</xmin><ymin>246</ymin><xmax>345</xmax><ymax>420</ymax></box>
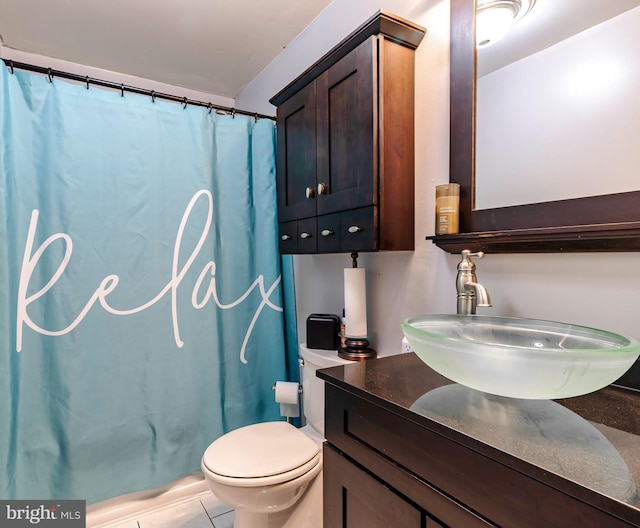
<box><xmin>439</xmin><ymin>0</ymin><xmax>640</xmax><ymax>253</ymax></box>
<box><xmin>476</xmin><ymin>1</ymin><xmax>640</xmax><ymax>210</ymax></box>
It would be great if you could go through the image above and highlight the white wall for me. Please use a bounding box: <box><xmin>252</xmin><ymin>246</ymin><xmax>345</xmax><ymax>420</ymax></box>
<box><xmin>236</xmin><ymin>0</ymin><xmax>640</xmax><ymax>357</ymax></box>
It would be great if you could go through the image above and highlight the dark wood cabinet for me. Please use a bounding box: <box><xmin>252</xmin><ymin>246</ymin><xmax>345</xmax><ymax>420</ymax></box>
<box><xmin>271</xmin><ymin>11</ymin><xmax>425</xmax><ymax>254</ymax></box>
<box><xmin>319</xmin><ymin>354</ymin><xmax>640</xmax><ymax>528</ymax></box>
<box><xmin>323</xmin><ymin>383</ymin><xmax>494</xmax><ymax>528</ymax></box>
<box><xmin>324</xmin><ymin>444</ymin><xmax>425</xmax><ymax>528</ymax></box>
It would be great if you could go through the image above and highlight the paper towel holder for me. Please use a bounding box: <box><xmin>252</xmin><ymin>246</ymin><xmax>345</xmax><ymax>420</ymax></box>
<box><xmin>339</xmin><ymin>334</ymin><xmax>376</xmax><ymax>361</ymax></box>
<box><xmin>341</xmin><ymin>252</ymin><xmax>377</xmax><ymax>361</ymax></box>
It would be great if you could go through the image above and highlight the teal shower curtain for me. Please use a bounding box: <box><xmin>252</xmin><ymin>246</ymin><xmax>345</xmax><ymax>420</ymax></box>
<box><xmin>0</xmin><ymin>64</ymin><xmax>296</xmax><ymax>504</ymax></box>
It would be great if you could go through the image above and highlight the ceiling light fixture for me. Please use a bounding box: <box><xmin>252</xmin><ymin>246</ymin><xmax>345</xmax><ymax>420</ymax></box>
<box><xmin>476</xmin><ymin>0</ymin><xmax>536</xmax><ymax>48</ymax></box>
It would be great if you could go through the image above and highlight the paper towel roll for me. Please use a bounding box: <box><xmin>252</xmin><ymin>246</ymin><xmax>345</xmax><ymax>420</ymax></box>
<box><xmin>274</xmin><ymin>381</ymin><xmax>300</xmax><ymax>418</ymax></box>
<box><xmin>344</xmin><ymin>267</ymin><xmax>367</xmax><ymax>337</ymax></box>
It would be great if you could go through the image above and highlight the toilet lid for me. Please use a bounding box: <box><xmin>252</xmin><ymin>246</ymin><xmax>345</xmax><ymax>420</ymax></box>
<box><xmin>202</xmin><ymin>421</ymin><xmax>320</xmax><ymax>479</ymax></box>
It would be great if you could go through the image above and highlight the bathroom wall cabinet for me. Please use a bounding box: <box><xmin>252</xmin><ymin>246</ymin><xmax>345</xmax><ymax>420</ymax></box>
<box><xmin>319</xmin><ymin>353</ymin><xmax>640</xmax><ymax>528</ymax></box>
<box><xmin>270</xmin><ymin>11</ymin><xmax>425</xmax><ymax>254</ymax></box>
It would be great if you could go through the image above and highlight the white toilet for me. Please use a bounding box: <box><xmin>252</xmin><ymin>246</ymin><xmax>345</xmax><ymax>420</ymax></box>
<box><xmin>201</xmin><ymin>344</ymin><xmax>350</xmax><ymax>528</ymax></box>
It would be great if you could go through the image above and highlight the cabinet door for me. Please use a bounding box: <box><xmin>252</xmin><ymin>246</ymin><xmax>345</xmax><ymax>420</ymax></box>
<box><xmin>316</xmin><ymin>37</ymin><xmax>377</xmax><ymax>216</ymax></box>
<box><xmin>276</xmin><ymin>81</ymin><xmax>318</xmax><ymax>222</ymax></box>
<box><xmin>324</xmin><ymin>444</ymin><xmax>423</xmax><ymax>528</ymax></box>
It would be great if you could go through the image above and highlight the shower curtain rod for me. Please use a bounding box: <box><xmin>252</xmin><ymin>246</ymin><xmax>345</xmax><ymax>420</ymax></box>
<box><xmin>2</xmin><ymin>59</ymin><xmax>276</xmax><ymax>121</ymax></box>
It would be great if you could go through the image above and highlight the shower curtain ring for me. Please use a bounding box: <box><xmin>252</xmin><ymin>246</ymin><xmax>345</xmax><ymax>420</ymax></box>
<box><xmin>183</xmin><ymin>97</ymin><xmax>188</xmax><ymax>109</ymax></box>
<box><xmin>8</xmin><ymin>60</ymin><xmax>14</xmax><ymax>74</ymax></box>
<box><xmin>231</xmin><ymin>109</ymin><xmax>236</xmax><ymax>119</ymax></box>
<box><xmin>151</xmin><ymin>90</ymin><xmax>156</xmax><ymax>103</ymax></box>
<box><xmin>47</xmin><ymin>68</ymin><xmax>53</xmax><ymax>83</ymax></box>
<box><xmin>85</xmin><ymin>76</ymin><xmax>90</xmax><ymax>89</ymax></box>
<box><xmin>120</xmin><ymin>84</ymin><xmax>124</xmax><ymax>97</ymax></box>
<box><xmin>208</xmin><ymin>103</ymin><xmax>213</xmax><ymax>114</ymax></box>
<box><xmin>254</xmin><ymin>113</ymin><xmax>258</xmax><ymax>122</ymax></box>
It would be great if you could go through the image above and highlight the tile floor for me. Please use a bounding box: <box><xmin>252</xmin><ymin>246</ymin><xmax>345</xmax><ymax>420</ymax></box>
<box><xmin>87</xmin><ymin>474</ymin><xmax>234</xmax><ymax>528</ymax></box>
<box><xmin>98</xmin><ymin>492</ymin><xmax>234</xmax><ymax>528</ymax></box>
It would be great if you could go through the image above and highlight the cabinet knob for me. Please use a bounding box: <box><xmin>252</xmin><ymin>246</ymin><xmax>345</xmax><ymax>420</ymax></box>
<box><xmin>320</xmin><ymin>229</ymin><xmax>335</xmax><ymax>237</ymax></box>
<box><xmin>281</xmin><ymin>234</ymin><xmax>292</xmax><ymax>241</ymax></box>
<box><xmin>317</xmin><ymin>182</ymin><xmax>328</xmax><ymax>196</ymax></box>
<box><xmin>305</xmin><ymin>187</ymin><xmax>316</xmax><ymax>199</ymax></box>
<box><xmin>348</xmin><ymin>225</ymin><xmax>364</xmax><ymax>234</ymax></box>
<box><xmin>300</xmin><ymin>232</ymin><xmax>313</xmax><ymax>239</ymax></box>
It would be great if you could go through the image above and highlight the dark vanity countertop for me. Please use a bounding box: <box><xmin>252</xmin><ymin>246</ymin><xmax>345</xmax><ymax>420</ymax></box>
<box><xmin>318</xmin><ymin>352</ymin><xmax>640</xmax><ymax>526</ymax></box>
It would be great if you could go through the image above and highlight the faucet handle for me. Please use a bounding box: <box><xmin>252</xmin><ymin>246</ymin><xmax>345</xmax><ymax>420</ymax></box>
<box><xmin>461</xmin><ymin>249</ymin><xmax>484</xmax><ymax>260</ymax></box>
<box><xmin>458</xmin><ymin>249</ymin><xmax>485</xmax><ymax>272</ymax></box>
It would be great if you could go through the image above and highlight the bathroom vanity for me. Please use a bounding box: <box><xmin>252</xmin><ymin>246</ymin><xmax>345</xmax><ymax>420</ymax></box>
<box><xmin>318</xmin><ymin>353</ymin><xmax>640</xmax><ymax>527</ymax></box>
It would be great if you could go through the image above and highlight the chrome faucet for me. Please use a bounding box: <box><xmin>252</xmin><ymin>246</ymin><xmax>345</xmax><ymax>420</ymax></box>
<box><xmin>456</xmin><ymin>250</ymin><xmax>492</xmax><ymax>315</ymax></box>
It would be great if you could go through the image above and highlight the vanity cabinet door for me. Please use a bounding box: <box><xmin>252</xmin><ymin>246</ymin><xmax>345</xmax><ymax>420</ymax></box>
<box><xmin>323</xmin><ymin>444</ymin><xmax>425</xmax><ymax>528</ymax></box>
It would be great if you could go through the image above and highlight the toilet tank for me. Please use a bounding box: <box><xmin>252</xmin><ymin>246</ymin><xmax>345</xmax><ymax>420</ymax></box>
<box><xmin>299</xmin><ymin>344</ymin><xmax>351</xmax><ymax>437</ymax></box>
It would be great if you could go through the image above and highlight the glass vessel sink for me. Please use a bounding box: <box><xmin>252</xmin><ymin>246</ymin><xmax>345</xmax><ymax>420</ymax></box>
<box><xmin>401</xmin><ymin>315</ymin><xmax>640</xmax><ymax>399</ymax></box>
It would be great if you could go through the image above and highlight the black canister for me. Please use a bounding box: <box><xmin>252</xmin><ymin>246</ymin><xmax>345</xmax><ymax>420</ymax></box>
<box><xmin>306</xmin><ymin>313</ymin><xmax>341</xmax><ymax>350</ymax></box>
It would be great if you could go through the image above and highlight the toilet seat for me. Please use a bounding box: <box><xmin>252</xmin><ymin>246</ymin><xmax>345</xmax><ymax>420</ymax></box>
<box><xmin>202</xmin><ymin>421</ymin><xmax>321</xmax><ymax>488</ymax></box>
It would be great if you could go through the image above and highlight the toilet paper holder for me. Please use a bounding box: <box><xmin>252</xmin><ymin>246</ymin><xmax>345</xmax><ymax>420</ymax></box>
<box><xmin>272</xmin><ymin>382</ymin><xmax>303</xmax><ymax>423</ymax></box>
<box><xmin>271</xmin><ymin>383</ymin><xmax>303</xmax><ymax>394</ymax></box>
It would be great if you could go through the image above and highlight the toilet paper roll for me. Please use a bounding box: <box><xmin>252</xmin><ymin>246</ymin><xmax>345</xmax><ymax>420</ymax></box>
<box><xmin>274</xmin><ymin>381</ymin><xmax>300</xmax><ymax>418</ymax></box>
<box><xmin>280</xmin><ymin>403</ymin><xmax>299</xmax><ymax>418</ymax></box>
<box><xmin>274</xmin><ymin>381</ymin><xmax>299</xmax><ymax>404</ymax></box>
